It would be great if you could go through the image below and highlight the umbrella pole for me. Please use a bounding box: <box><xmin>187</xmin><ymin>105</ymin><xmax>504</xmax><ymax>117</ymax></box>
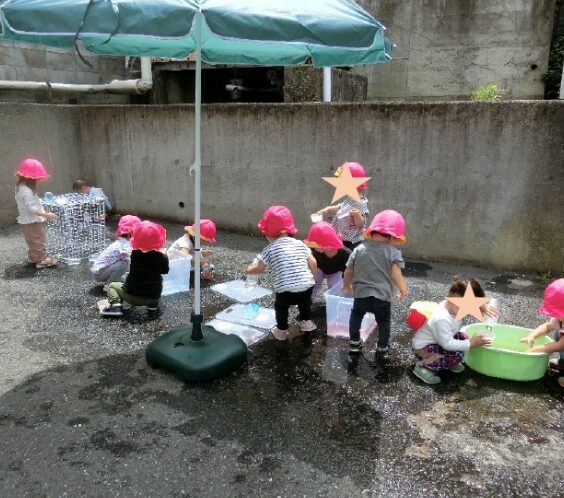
<box><xmin>145</xmin><ymin>9</ymin><xmax>247</xmax><ymax>382</ymax></box>
<box><xmin>190</xmin><ymin>9</ymin><xmax>203</xmax><ymax>341</ymax></box>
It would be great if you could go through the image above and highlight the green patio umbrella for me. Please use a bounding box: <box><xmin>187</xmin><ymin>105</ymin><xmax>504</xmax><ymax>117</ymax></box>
<box><xmin>1</xmin><ymin>0</ymin><xmax>393</xmax><ymax>381</ymax></box>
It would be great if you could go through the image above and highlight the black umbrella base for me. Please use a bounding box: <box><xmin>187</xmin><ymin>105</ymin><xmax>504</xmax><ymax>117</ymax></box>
<box><xmin>146</xmin><ymin>325</ymin><xmax>248</xmax><ymax>382</ymax></box>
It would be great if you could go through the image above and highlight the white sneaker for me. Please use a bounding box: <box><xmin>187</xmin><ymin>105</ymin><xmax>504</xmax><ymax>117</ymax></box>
<box><xmin>299</xmin><ymin>320</ymin><xmax>317</xmax><ymax>332</ymax></box>
<box><xmin>449</xmin><ymin>363</ymin><xmax>465</xmax><ymax>373</ymax></box>
<box><xmin>271</xmin><ymin>327</ymin><xmax>289</xmax><ymax>341</ymax></box>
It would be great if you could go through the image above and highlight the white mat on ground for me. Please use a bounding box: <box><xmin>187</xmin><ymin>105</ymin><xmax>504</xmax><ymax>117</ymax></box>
<box><xmin>211</xmin><ymin>279</ymin><xmax>272</xmax><ymax>303</ymax></box>
<box><xmin>206</xmin><ymin>319</ymin><xmax>269</xmax><ymax>346</ymax></box>
<box><xmin>214</xmin><ymin>303</ymin><xmax>276</xmax><ymax>330</ymax></box>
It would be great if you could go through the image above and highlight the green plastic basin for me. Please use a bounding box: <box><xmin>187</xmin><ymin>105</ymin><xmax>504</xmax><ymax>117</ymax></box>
<box><xmin>462</xmin><ymin>323</ymin><xmax>552</xmax><ymax>382</ymax></box>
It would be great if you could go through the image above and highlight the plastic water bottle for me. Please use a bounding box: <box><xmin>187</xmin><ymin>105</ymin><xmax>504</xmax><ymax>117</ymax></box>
<box><xmin>202</xmin><ymin>262</ymin><xmax>213</xmax><ymax>281</ymax></box>
<box><xmin>246</xmin><ymin>257</ymin><xmax>260</xmax><ymax>288</ymax></box>
<box><xmin>483</xmin><ymin>298</ymin><xmax>498</xmax><ymax>339</ymax></box>
<box><xmin>244</xmin><ymin>302</ymin><xmax>260</xmax><ymax>319</ymax></box>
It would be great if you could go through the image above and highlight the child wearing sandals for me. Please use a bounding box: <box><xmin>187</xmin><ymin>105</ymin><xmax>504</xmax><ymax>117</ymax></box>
<box><xmin>412</xmin><ymin>278</ymin><xmax>493</xmax><ymax>385</ymax></box>
<box><xmin>14</xmin><ymin>158</ymin><xmax>58</xmax><ymax>269</ymax></box>
<box><xmin>521</xmin><ymin>279</ymin><xmax>564</xmax><ymax>388</ymax></box>
<box><xmin>246</xmin><ymin>205</ymin><xmax>317</xmax><ymax>340</ymax></box>
<box><xmin>100</xmin><ymin>220</ymin><xmax>169</xmax><ymax>317</ymax></box>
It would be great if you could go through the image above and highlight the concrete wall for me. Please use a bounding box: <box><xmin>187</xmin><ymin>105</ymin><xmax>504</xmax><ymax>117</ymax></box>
<box><xmin>0</xmin><ymin>41</ymin><xmax>129</xmax><ymax>104</ymax></box>
<box><xmin>355</xmin><ymin>0</ymin><xmax>556</xmax><ymax>100</ymax></box>
<box><xmin>0</xmin><ymin>104</ymin><xmax>83</xmax><ymax>222</ymax></box>
<box><xmin>1</xmin><ymin>102</ymin><xmax>562</xmax><ymax>271</ymax></box>
<box><xmin>78</xmin><ymin>101</ymin><xmax>563</xmax><ymax>271</ymax></box>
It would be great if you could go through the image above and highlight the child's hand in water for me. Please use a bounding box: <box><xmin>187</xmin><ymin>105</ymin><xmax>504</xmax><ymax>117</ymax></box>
<box><xmin>470</xmin><ymin>334</ymin><xmax>492</xmax><ymax>348</ymax></box>
<box><xmin>519</xmin><ymin>333</ymin><xmax>535</xmax><ymax>348</ymax></box>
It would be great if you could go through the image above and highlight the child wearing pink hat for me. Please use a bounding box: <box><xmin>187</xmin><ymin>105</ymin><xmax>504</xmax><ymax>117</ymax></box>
<box><xmin>100</xmin><ymin>220</ymin><xmax>169</xmax><ymax>317</ymax></box>
<box><xmin>521</xmin><ymin>278</ymin><xmax>564</xmax><ymax>387</ymax></box>
<box><xmin>342</xmin><ymin>209</ymin><xmax>409</xmax><ymax>354</ymax></box>
<box><xmin>246</xmin><ymin>205</ymin><xmax>317</xmax><ymax>340</ymax></box>
<box><xmin>316</xmin><ymin>162</ymin><xmax>369</xmax><ymax>250</ymax></box>
<box><xmin>304</xmin><ymin>221</ymin><xmax>352</xmax><ymax>300</ymax></box>
<box><xmin>14</xmin><ymin>158</ymin><xmax>58</xmax><ymax>268</ymax></box>
<box><xmin>167</xmin><ymin>219</ymin><xmax>216</xmax><ymax>281</ymax></box>
<box><xmin>90</xmin><ymin>215</ymin><xmax>141</xmax><ymax>287</ymax></box>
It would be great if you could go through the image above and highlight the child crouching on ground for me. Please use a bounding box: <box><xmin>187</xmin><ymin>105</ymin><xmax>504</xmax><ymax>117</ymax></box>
<box><xmin>521</xmin><ymin>278</ymin><xmax>564</xmax><ymax>388</ymax></box>
<box><xmin>304</xmin><ymin>221</ymin><xmax>351</xmax><ymax>300</ymax></box>
<box><xmin>412</xmin><ymin>278</ymin><xmax>492</xmax><ymax>385</ymax></box>
<box><xmin>167</xmin><ymin>219</ymin><xmax>216</xmax><ymax>281</ymax></box>
<box><xmin>100</xmin><ymin>220</ymin><xmax>169</xmax><ymax>317</ymax></box>
<box><xmin>246</xmin><ymin>205</ymin><xmax>317</xmax><ymax>340</ymax></box>
<box><xmin>90</xmin><ymin>215</ymin><xmax>141</xmax><ymax>287</ymax></box>
<box><xmin>342</xmin><ymin>210</ymin><xmax>409</xmax><ymax>355</ymax></box>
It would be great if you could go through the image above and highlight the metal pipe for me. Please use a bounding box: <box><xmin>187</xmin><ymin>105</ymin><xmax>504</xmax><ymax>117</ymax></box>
<box><xmin>323</xmin><ymin>67</ymin><xmax>332</xmax><ymax>102</ymax></box>
<box><xmin>0</xmin><ymin>78</ymin><xmax>151</xmax><ymax>94</ymax></box>
<box><xmin>0</xmin><ymin>57</ymin><xmax>153</xmax><ymax>95</ymax></box>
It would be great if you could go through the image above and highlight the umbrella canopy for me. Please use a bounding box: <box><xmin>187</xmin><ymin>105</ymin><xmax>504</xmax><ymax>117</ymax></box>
<box><xmin>0</xmin><ymin>0</ymin><xmax>392</xmax><ymax>65</ymax></box>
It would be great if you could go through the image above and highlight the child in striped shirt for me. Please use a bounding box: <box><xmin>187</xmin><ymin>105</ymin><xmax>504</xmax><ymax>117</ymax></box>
<box><xmin>316</xmin><ymin>162</ymin><xmax>369</xmax><ymax>250</ymax></box>
<box><xmin>246</xmin><ymin>205</ymin><xmax>317</xmax><ymax>340</ymax></box>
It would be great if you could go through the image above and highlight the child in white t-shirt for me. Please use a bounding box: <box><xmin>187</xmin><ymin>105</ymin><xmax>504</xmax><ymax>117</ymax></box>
<box><xmin>167</xmin><ymin>219</ymin><xmax>216</xmax><ymax>280</ymax></box>
<box><xmin>412</xmin><ymin>278</ymin><xmax>493</xmax><ymax>385</ymax></box>
<box><xmin>90</xmin><ymin>215</ymin><xmax>141</xmax><ymax>286</ymax></box>
<box><xmin>246</xmin><ymin>205</ymin><xmax>317</xmax><ymax>340</ymax></box>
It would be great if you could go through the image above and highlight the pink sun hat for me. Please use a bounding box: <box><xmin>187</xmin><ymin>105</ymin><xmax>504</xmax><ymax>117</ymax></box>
<box><xmin>336</xmin><ymin>162</ymin><xmax>368</xmax><ymax>190</ymax></box>
<box><xmin>539</xmin><ymin>279</ymin><xmax>564</xmax><ymax>317</ymax></box>
<box><xmin>185</xmin><ymin>219</ymin><xmax>217</xmax><ymax>244</ymax></box>
<box><xmin>116</xmin><ymin>215</ymin><xmax>141</xmax><ymax>237</ymax></box>
<box><xmin>257</xmin><ymin>205</ymin><xmax>298</xmax><ymax>238</ymax></box>
<box><xmin>131</xmin><ymin>221</ymin><xmax>166</xmax><ymax>252</ymax></box>
<box><xmin>366</xmin><ymin>209</ymin><xmax>407</xmax><ymax>243</ymax></box>
<box><xmin>304</xmin><ymin>221</ymin><xmax>343</xmax><ymax>250</ymax></box>
<box><xmin>16</xmin><ymin>158</ymin><xmax>49</xmax><ymax>180</ymax></box>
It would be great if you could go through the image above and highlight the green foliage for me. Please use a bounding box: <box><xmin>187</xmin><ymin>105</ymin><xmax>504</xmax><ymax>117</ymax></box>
<box><xmin>538</xmin><ymin>270</ymin><xmax>564</xmax><ymax>284</ymax></box>
<box><xmin>471</xmin><ymin>83</ymin><xmax>502</xmax><ymax>101</ymax></box>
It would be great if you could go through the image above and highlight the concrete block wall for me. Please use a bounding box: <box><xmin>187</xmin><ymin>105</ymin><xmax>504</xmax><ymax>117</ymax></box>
<box><xmin>355</xmin><ymin>0</ymin><xmax>557</xmax><ymax>100</ymax></box>
<box><xmin>0</xmin><ymin>102</ymin><xmax>562</xmax><ymax>272</ymax></box>
<box><xmin>0</xmin><ymin>104</ymin><xmax>83</xmax><ymax>222</ymax></box>
<box><xmin>0</xmin><ymin>41</ymin><xmax>130</xmax><ymax>104</ymax></box>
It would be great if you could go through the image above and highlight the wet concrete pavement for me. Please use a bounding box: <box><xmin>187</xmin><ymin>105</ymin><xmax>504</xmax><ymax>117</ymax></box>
<box><xmin>0</xmin><ymin>221</ymin><xmax>562</xmax><ymax>497</ymax></box>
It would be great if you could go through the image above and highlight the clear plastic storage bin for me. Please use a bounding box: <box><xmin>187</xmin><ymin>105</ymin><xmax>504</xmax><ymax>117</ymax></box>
<box><xmin>162</xmin><ymin>256</ymin><xmax>191</xmax><ymax>296</ymax></box>
<box><xmin>324</xmin><ymin>284</ymin><xmax>377</xmax><ymax>341</ymax></box>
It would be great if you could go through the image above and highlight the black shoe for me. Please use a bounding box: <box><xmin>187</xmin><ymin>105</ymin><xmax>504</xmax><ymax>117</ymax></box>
<box><xmin>349</xmin><ymin>340</ymin><xmax>362</xmax><ymax>354</ymax></box>
<box><xmin>100</xmin><ymin>304</ymin><xmax>123</xmax><ymax>317</ymax></box>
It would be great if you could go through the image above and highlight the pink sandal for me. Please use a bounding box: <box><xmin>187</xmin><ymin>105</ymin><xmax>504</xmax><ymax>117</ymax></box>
<box><xmin>36</xmin><ymin>257</ymin><xmax>57</xmax><ymax>269</ymax></box>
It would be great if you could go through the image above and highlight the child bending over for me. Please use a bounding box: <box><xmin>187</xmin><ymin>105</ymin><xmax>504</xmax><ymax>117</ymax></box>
<box><xmin>246</xmin><ymin>205</ymin><xmax>317</xmax><ymax>341</ymax></box>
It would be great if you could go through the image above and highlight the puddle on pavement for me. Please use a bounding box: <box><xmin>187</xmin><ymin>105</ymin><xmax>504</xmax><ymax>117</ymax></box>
<box><xmin>3</xmin><ymin>263</ymin><xmax>39</xmax><ymax>280</ymax></box>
